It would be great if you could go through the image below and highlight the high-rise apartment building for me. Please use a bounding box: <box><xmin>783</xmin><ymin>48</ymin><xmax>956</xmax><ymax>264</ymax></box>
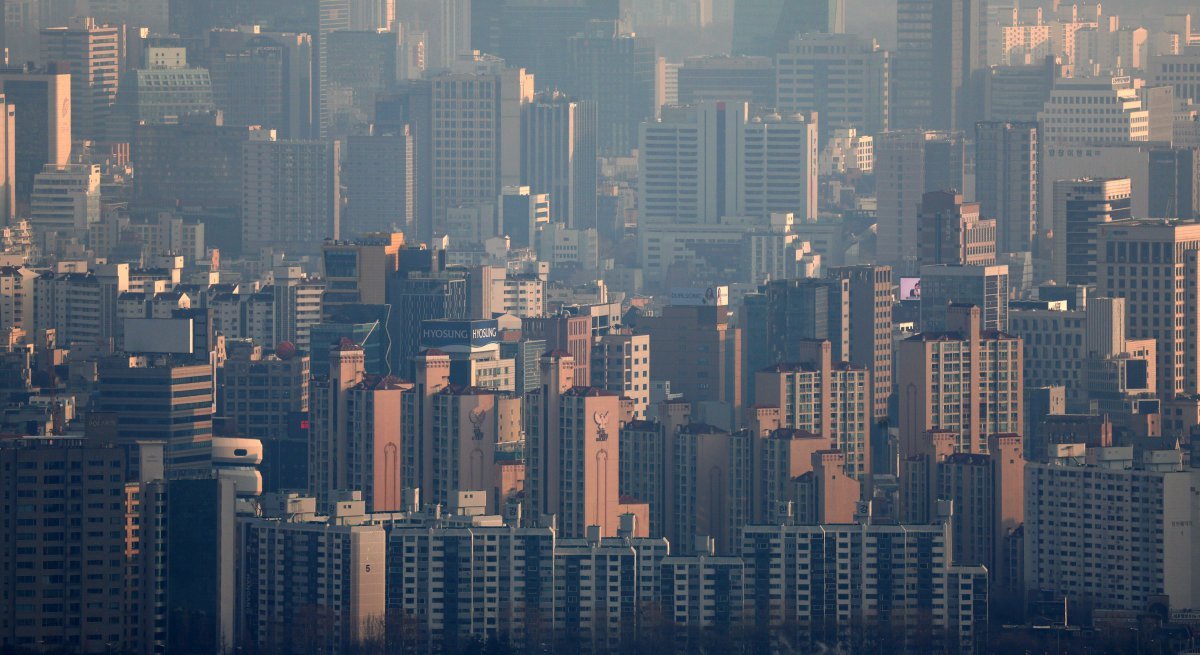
<box><xmin>40</xmin><ymin>18</ymin><xmax>122</xmax><ymax>143</ymax></box>
<box><xmin>241</xmin><ymin>130</ymin><xmax>341</xmax><ymax>255</ymax></box>
<box><xmin>95</xmin><ymin>357</ymin><xmax>215</xmax><ymax>477</ymax></box>
<box><xmin>918</xmin><ymin>190</ymin><xmax>997</xmax><ymax>267</ymax></box>
<box><xmin>732</xmin><ymin>0</ymin><xmax>845</xmax><ymax>57</ymax></box>
<box><xmin>897</xmin><ymin>304</ymin><xmax>1023</xmax><ymax>455</ymax></box>
<box><xmin>0</xmin><ymin>95</ymin><xmax>13</xmax><ymax>224</ymax></box>
<box><xmin>874</xmin><ymin>130</ymin><xmax>966</xmax><ymax>269</ymax></box>
<box><xmin>1025</xmin><ymin>447</ymin><xmax>1200</xmax><ymax>612</ymax></box>
<box><xmin>431</xmin><ymin>62</ymin><xmax>534</xmax><ymax>228</ymax></box>
<box><xmin>639</xmin><ymin>102</ymin><xmax>818</xmax><ymax>225</ymax></box>
<box><xmin>0</xmin><ymin>438</ymin><xmax>136</xmax><ymax>653</ymax></box>
<box><xmin>1054</xmin><ymin>178</ymin><xmax>1132</xmax><ymax>287</ymax></box>
<box><xmin>741</xmin><ymin>517</ymin><xmax>988</xmax><ymax>651</ymax></box>
<box><xmin>975</xmin><ymin>121</ymin><xmax>1039</xmax><ymax>255</ymax></box>
<box><xmin>309</xmin><ymin>342</ymin><xmax>408</xmax><ymax>512</ymax></box>
<box><xmin>919</xmin><ymin>263</ymin><xmax>1010</xmax><ymax>332</ymax></box>
<box><xmin>1038</xmin><ymin>75</ymin><xmax>1150</xmax><ymax>145</ymax></box>
<box><xmin>775</xmin><ymin>33</ymin><xmax>889</xmax><ymax>139</ymax></box>
<box><xmin>755</xmin><ymin>340</ymin><xmax>871</xmax><ymax>480</ymax></box>
<box><xmin>565</xmin><ymin>21</ymin><xmax>657</xmax><ymax>156</ymax></box>
<box><xmin>830</xmin><ymin>265</ymin><xmax>894</xmax><ymax>421</ymax></box>
<box><xmin>892</xmin><ymin>0</ymin><xmax>984</xmax><ymax>131</ymax></box>
<box><xmin>0</xmin><ymin>65</ymin><xmax>71</xmax><ymax>207</ymax></box>
<box><xmin>521</xmin><ymin>93</ymin><xmax>598</xmax><ymax>230</ymax></box>
<box><xmin>671</xmin><ymin>423</ymin><xmax>753</xmax><ymax>553</ymax></box>
<box><xmin>590</xmin><ymin>332</ymin><xmax>651</xmax><ymax>418</ymax></box>
<box><xmin>524</xmin><ymin>352</ymin><xmax>625</xmax><ymax>537</ymax></box>
<box><xmin>238</xmin><ymin>496</ymin><xmax>386</xmax><ymax>655</ymax></box>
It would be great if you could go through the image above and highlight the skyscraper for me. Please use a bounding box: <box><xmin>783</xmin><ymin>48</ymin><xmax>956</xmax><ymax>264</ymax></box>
<box><xmin>639</xmin><ymin>102</ymin><xmax>818</xmax><ymax>225</ymax></box>
<box><xmin>874</xmin><ymin>130</ymin><xmax>965</xmax><ymax>269</ymax></box>
<box><xmin>732</xmin><ymin>0</ymin><xmax>845</xmax><ymax>57</ymax></box>
<box><xmin>918</xmin><ymin>190</ymin><xmax>997</xmax><ymax>267</ymax></box>
<box><xmin>775</xmin><ymin>33</ymin><xmax>889</xmax><ymax>140</ymax></box>
<box><xmin>521</xmin><ymin>92</ymin><xmax>598</xmax><ymax>230</ymax></box>
<box><xmin>919</xmin><ymin>263</ymin><xmax>1010</xmax><ymax>332</ymax></box>
<box><xmin>343</xmin><ymin>131</ymin><xmax>415</xmax><ymax>237</ymax></box>
<box><xmin>975</xmin><ymin>121</ymin><xmax>1039</xmax><ymax>255</ymax></box>
<box><xmin>892</xmin><ymin>0</ymin><xmax>984</xmax><ymax>131</ymax></box>
<box><xmin>241</xmin><ymin>130</ymin><xmax>341</xmax><ymax>255</ymax></box>
<box><xmin>565</xmin><ymin>21</ymin><xmax>657</xmax><ymax>156</ymax></box>
<box><xmin>39</xmin><ymin>18</ymin><xmax>122</xmax><ymax>143</ymax></box>
<box><xmin>1054</xmin><ymin>178</ymin><xmax>1132</xmax><ymax>287</ymax></box>
<box><xmin>431</xmin><ymin>61</ymin><xmax>534</xmax><ymax>229</ymax></box>
<box><xmin>0</xmin><ymin>65</ymin><xmax>71</xmax><ymax>208</ymax></box>
<box><xmin>206</xmin><ymin>28</ymin><xmax>315</xmax><ymax>139</ymax></box>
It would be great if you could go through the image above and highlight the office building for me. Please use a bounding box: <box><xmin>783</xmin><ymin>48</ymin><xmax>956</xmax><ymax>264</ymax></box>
<box><xmin>830</xmin><ymin>265</ymin><xmax>893</xmax><ymax>421</ymax></box>
<box><xmin>343</xmin><ymin>131</ymin><xmax>415</xmax><ymax>237</ymax></box>
<box><xmin>918</xmin><ymin>191</ymin><xmax>997</xmax><ymax>267</ymax></box>
<box><xmin>639</xmin><ymin>295</ymin><xmax>743</xmax><ymax>426</ymax></box>
<box><xmin>983</xmin><ymin>59</ymin><xmax>1057</xmax><ymax>123</ymax></box>
<box><xmin>241</xmin><ymin>130</ymin><xmax>340</xmax><ymax>255</ymax></box>
<box><xmin>39</xmin><ymin>18</ymin><xmax>122</xmax><ymax>143</ymax></box>
<box><xmin>135</xmin><ymin>476</ymin><xmax>238</xmax><ymax>655</ymax></box>
<box><xmin>897</xmin><ymin>304</ymin><xmax>1023</xmax><ymax>455</ymax></box>
<box><xmin>732</xmin><ymin>0</ymin><xmax>845</xmax><ymax>57</ymax></box>
<box><xmin>388</xmin><ymin>273</ymin><xmax>470</xmax><ymax>373</ymax></box>
<box><xmin>1096</xmin><ymin>220</ymin><xmax>1200</xmax><ymax>398</ymax></box>
<box><xmin>498</xmin><ymin>186</ymin><xmax>550</xmax><ymax>250</ymax></box>
<box><xmin>775</xmin><ymin>33</ymin><xmax>889</xmax><ymax>139</ymax></box>
<box><xmin>238</xmin><ymin>496</ymin><xmax>386</xmax><ymax>655</ymax></box>
<box><xmin>1038</xmin><ymin>75</ymin><xmax>1150</xmax><ymax>145</ymax></box>
<box><xmin>676</xmin><ymin>55</ymin><xmax>776</xmax><ymax>107</ymax></box>
<box><xmin>95</xmin><ymin>357</ymin><xmax>215</xmax><ymax>476</ymax></box>
<box><xmin>1025</xmin><ymin>447</ymin><xmax>1200</xmax><ymax>612</ymax></box>
<box><xmin>1148</xmin><ymin>146</ymin><xmax>1200</xmax><ymax>221</ymax></box>
<box><xmin>0</xmin><ymin>96</ymin><xmax>13</xmax><ymax>224</ymax></box>
<box><xmin>565</xmin><ymin>21</ymin><xmax>657</xmax><ymax>156</ymax></box>
<box><xmin>919</xmin><ymin>264</ymin><xmax>1010</xmax><ymax>332</ymax></box>
<box><xmin>206</xmin><ymin>28</ymin><xmax>314</xmax><ymax>139</ymax></box>
<box><xmin>431</xmin><ymin>62</ymin><xmax>533</xmax><ymax>228</ymax></box>
<box><xmin>123</xmin><ymin>48</ymin><xmax>216</xmax><ymax>126</ymax></box>
<box><xmin>1055</xmin><ymin>178</ymin><xmax>1133</xmax><ymax>288</ymax></box>
<box><xmin>755</xmin><ymin>339</ymin><xmax>871</xmax><ymax>480</ymax></box>
<box><xmin>874</xmin><ymin>130</ymin><xmax>966</xmax><ymax>269</ymax></box>
<box><xmin>639</xmin><ymin>102</ymin><xmax>818</xmax><ymax>225</ymax></box>
<box><xmin>521</xmin><ymin>314</ymin><xmax>594</xmax><ymax>384</ymax></box>
<box><xmin>376</xmin><ymin>82</ymin><xmax>434</xmax><ymax>240</ymax></box>
<box><xmin>521</xmin><ymin>93</ymin><xmax>598</xmax><ymax>230</ymax></box>
<box><xmin>975</xmin><ymin>122</ymin><xmax>1039</xmax><ymax>256</ymax></box>
<box><xmin>892</xmin><ymin>0</ymin><xmax>984</xmax><ymax>131</ymax></box>
<box><xmin>0</xmin><ymin>65</ymin><xmax>71</xmax><ymax>207</ymax></box>
<box><xmin>28</xmin><ymin>163</ymin><xmax>101</xmax><ymax>237</ymax></box>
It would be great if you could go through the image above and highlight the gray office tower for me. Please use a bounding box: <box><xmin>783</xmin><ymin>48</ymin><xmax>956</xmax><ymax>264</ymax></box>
<box><xmin>733</xmin><ymin>0</ymin><xmax>845</xmax><ymax>57</ymax></box>
<box><xmin>893</xmin><ymin>0</ymin><xmax>985</xmax><ymax>131</ymax></box>
<box><xmin>522</xmin><ymin>93</ymin><xmax>599</xmax><ymax>230</ymax></box>
<box><xmin>975</xmin><ymin>122</ymin><xmax>1039</xmax><ymax>254</ymax></box>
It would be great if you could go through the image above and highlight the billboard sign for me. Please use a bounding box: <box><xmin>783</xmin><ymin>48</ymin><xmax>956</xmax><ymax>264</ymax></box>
<box><xmin>420</xmin><ymin>319</ymin><xmax>500</xmax><ymax>349</ymax></box>
<box><xmin>669</xmin><ymin>286</ymin><xmax>729</xmax><ymax>307</ymax></box>
<box><xmin>124</xmin><ymin>318</ymin><xmax>195</xmax><ymax>354</ymax></box>
<box><xmin>899</xmin><ymin>277</ymin><xmax>921</xmax><ymax>301</ymax></box>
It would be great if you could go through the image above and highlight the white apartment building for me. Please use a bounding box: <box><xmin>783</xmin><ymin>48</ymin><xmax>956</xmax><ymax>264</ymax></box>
<box><xmin>1025</xmin><ymin>448</ymin><xmax>1200</xmax><ymax>612</ymax></box>
<box><xmin>29</xmin><ymin>163</ymin><xmax>100</xmax><ymax>235</ymax></box>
